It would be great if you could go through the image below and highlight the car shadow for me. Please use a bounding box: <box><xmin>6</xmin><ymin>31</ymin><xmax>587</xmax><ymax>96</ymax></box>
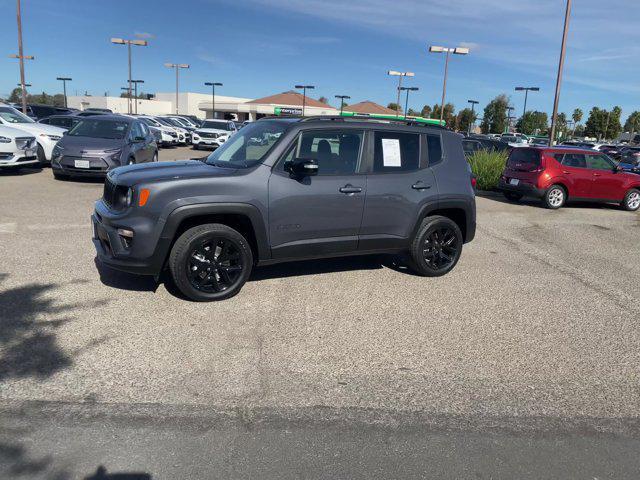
<box><xmin>0</xmin><ymin>166</ymin><xmax>42</xmax><ymax>176</ymax></box>
<box><xmin>94</xmin><ymin>258</ymin><xmax>158</xmax><ymax>292</ymax></box>
<box><xmin>476</xmin><ymin>190</ymin><xmax>623</xmax><ymax>210</ymax></box>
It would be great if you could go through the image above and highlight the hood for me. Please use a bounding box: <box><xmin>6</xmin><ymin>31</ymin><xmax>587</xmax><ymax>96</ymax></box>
<box><xmin>108</xmin><ymin>159</ymin><xmax>238</xmax><ymax>186</ymax></box>
<box><xmin>7</xmin><ymin>122</ymin><xmax>66</xmax><ymax>136</ymax></box>
<box><xmin>58</xmin><ymin>135</ymin><xmax>124</xmax><ymax>153</ymax></box>
<box><xmin>196</xmin><ymin>128</ymin><xmax>230</xmax><ymax>135</ymax></box>
<box><xmin>0</xmin><ymin>124</ymin><xmax>35</xmax><ymax>138</ymax></box>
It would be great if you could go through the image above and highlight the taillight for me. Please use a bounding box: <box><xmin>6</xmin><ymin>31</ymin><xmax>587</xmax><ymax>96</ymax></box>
<box><xmin>471</xmin><ymin>176</ymin><xmax>477</xmax><ymax>188</ymax></box>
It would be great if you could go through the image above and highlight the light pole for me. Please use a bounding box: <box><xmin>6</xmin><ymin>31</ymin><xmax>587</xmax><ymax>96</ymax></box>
<box><xmin>506</xmin><ymin>106</ymin><xmax>514</xmax><ymax>133</ymax></box>
<box><xmin>549</xmin><ymin>0</ymin><xmax>572</xmax><ymax>146</ymax></box>
<box><xmin>130</xmin><ymin>80</ymin><xmax>144</xmax><ymax>114</ymax></box>
<box><xmin>399</xmin><ymin>86</ymin><xmax>419</xmax><ymax>120</ymax></box>
<box><xmin>387</xmin><ymin>71</ymin><xmax>414</xmax><ymax>117</ymax></box>
<box><xmin>56</xmin><ymin>77</ymin><xmax>72</xmax><ymax>108</ymax></box>
<box><xmin>294</xmin><ymin>85</ymin><xmax>315</xmax><ymax>117</ymax></box>
<box><xmin>515</xmin><ymin>86</ymin><xmax>540</xmax><ymax>119</ymax></box>
<box><xmin>165</xmin><ymin>63</ymin><xmax>190</xmax><ymax>114</ymax></box>
<box><xmin>111</xmin><ymin>37</ymin><xmax>148</xmax><ymax>114</ymax></box>
<box><xmin>335</xmin><ymin>95</ymin><xmax>350</xmax><ymax>115</ymax></box>
<box><xmin>204</xmin><ymin>82</ymin><xmax>223</xmax><ymax>119</ymax></box>
<box><xmin>428</xmin><ymin>45</ymin><xmax>470</xmax><ymax>124</ymax></box>
<box><xmin>10</xmin><ymin>0</ymin><xmax>34</xmax><ymax>114</ymax></box>
<box><xmin>467</xmin><ymin>99</ymin><xmax>479</xmax><ymax>135</ymax></box>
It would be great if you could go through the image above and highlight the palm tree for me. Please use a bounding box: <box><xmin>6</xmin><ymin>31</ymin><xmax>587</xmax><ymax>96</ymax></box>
<box><xmin>572</xmin><ymin>108</ymin><xmax>583</xmax><ymax>137</ymax></box>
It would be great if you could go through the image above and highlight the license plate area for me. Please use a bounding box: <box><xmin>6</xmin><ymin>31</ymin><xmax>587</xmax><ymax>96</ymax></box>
<box><xmin>509</xmin><ymin>178</ymin><xmax>520</xmax><ymax>186</ymax></box>
<box><xmin>75</xmin><ymin>159</ymin><xmax>90</xmax><ymax>169</ymax></box>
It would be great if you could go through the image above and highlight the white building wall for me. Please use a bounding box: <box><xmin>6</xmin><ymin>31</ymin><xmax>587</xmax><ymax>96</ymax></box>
<box><xmin>67</xmin><ymin>96</ymin><xmax>172</xmax><ymax>115</ymax></box>
<box><xmin>154</xmin><ymin>92</ymin><xmax>253</xmax><ymax>119</ymax></box>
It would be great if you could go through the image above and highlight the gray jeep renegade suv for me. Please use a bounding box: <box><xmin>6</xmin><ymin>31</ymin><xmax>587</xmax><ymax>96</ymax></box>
<box><xmin>92</xmin><ymin>116</ymin><xmax>476</xmax><ymax>301</ymax></box>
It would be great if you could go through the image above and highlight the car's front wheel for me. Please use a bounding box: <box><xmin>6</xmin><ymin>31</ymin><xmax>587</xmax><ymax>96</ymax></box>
<box><xmin>409</xmin><ymin>215</ymin><xmax>463</xmax><ymax>277</ymax></box>
<box><xmin>36</xmin><ymin>144</ymin><xmax>47</xmax><ymax>166</ymax></box>
<box><xmin>622</xmin><ymin>188</ymin><xmax>640</xmax><ymax>211</ymax></box>
<box><xmin>169</xmin><ymin>223</ymin><xmax>253</xmax><ymax>301</ymax></box>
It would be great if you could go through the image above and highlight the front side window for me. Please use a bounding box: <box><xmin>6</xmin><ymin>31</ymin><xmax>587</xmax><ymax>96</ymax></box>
<box><xmin>373</xmin><ymin>131</ymin><xmax>420</xmax><ymax>173</ymax></box>
<box><xmin>586</xmin><ymin>154</ymin><xmax>614</xmax><ymax>170</ymax></box>
<box><xmin>68</xmin><ymin>120</ymin><xmax>129</xmax><ymax>139</ymax></box>
<box><xmin>0</xmin><ymin>106</ymin><xmax>35</xmax><ymax>124</ymax></box>
<box><xmin>282</xmin><ymin>129</ymin><xmax>363</xmax><ymax>176</ymax></box>
<box><xmin>205</xmin><ymin>120</ymin><xmax>289</xmax><ymax>168</ymax></box>
<box><xmin>561</xmin><ymin>153</ymin><xmax>586</xmax><ymax>168</ymax></box>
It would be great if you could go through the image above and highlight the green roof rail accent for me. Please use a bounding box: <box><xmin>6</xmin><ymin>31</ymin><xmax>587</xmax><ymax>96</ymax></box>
<box><xmin>339</xmin><ymin>111</ymin><xmax>445</xmax><ymax>126</ymax></box>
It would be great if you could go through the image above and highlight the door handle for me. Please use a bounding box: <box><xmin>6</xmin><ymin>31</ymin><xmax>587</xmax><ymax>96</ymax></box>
<box><xmin>339</xmin><ymin>184</ymin><xmax>362</xmax><ymax>194</ymax></box>
<box><xmin>562</xmin><ymin>170</ymin><xmax>571</xmax><ymax>174</ymax></box>
<box><xmin>593</xmin><ymin>173</ymin><xmax>601</xmax><ymax>177</ymax></box>
<box><xmin>412</xmin><ymin>181</ymin><xmax>432</xmax><ymax>190</ymax></box>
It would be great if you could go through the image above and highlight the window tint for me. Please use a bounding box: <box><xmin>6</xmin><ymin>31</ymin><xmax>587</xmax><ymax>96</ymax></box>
<box><xmin>561</xmin><ymin>153</ymin><xmax>586</xmax><ymax>168</ymax></box>
<box><xmin>507</xmin><ymin>148</ymin><xmax>541</xmax><ymax>168</ymax></box>
<box><xmin>586</xmin><ymin>154</ymin><xmax>613</xmax><ymax>170</ymax></box>
<box><xmin>139</xmin><ymin>122</ymin><xmax>149</xmax><ymax>136</ymax></box>
<box><xmin>130</xmin><ymin>122</ymin><xmax>144</xmax><ymax>139</ymax></box>
<box><xmin>285</xmin><ymin>129</ymin><xmax>363</xmax><ymax>175</ymax></box>
<box><xmin>373</xmin><ymin>131</ymin><xmax>420</xmax><ymax>172</ymax></box>
<box><xmin>49</xmin><ymin>117</ymin><xmax>72</xmax><ymax>129</ymax></box>
<box><xmin>462</xmin><ymin>139</ymin><xmax>480</xmax><ymax>155</ymax></box>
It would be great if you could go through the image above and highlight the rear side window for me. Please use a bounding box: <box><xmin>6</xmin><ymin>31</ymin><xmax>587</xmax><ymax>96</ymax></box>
<box><xmin>507</xmin><ymin>149</ymin><xmax>540</xmax><ymax>169</ymax></box>
<box><xmin>427</xmin><ymin>134</ymin><xmax>443</xmax><ymax>165</ymax></box>
<box><xmin>373</xmin><ymin>131</ymin><xmax>420</xmax><ymax>172</ymax></box>
<box><xmin>561</xmin><ymin>153</ymin><xmax>586</xmax><ymax>168</ymax></box>
<box><xmin>462</xmin><ymin>139</ymin><xmax>480</xmax><ymax>154</ymax></box>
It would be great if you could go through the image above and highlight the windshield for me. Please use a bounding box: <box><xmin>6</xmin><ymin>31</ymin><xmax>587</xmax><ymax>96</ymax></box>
<box><xmin>154</xmin><ymin>117</ymin><xmax>174</xmax><ymax>127</ymax></box>
<box><xmin>202</xmin><ymin>120</ymin><xmax>234</xmax><ymax>131</ymax></box>
<box><xmin>0</xmin><ymin>106</ymin><xmax>35</xmax><ymax>124</ymax></box>
<box><xmin>163</xmin><ymin>118</ymin><xmax>184</xmax><ymax>127</ymax></box>
<box><xmin>67</xmin><ymin>119</ymin><xmax>129</xmax><ymax>139</ymax></box>
<box><xmin>140</xmin><ymin>117</ymin><xmax>160</xmax><ymax>127</ymax></box>
<box><xmin>205</xmin><ymin>121</ymin><xmax>289</xmax><ymax>168</ymax></box>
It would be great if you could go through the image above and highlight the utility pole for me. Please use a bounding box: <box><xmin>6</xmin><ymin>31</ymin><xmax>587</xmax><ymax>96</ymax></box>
<box><xmin>164</xmin><ymin>63</ymin><xmax>189</xmax><ymax>114</ymax></box>
<box><xmin>10</xmin><ymin>0</ymin><xmax>35</xmax><ymax>114</ymax></box>
<box><xmin>130</xmin><ymin>80</ymin><xmax>144</xmax><ymax>114</ymax></box>
<box><xmin>335</xmin><ymin>95</ymin><xmax>350</xmax><ymax>115</ymax></box>
<box><xmin>429</xmin><ymin>45</ymin><xmax>470</xmax><ymax>125</ymax></box>
<box><xmin>387</xmin><ymin>71</ymin><xmax>414</xmax><ymax>117</ymax></box>
<box><xmin>204</xmin><ymin>82</ymin><xmax>223</xmax><ymax>119</ymax></box>
<box><xmin>467</xmin><ymin>99</ymin><xmax>479</xmax><ymax>135</ymax></box>
<box><xmin>515</xmin><ymin>87</ymin><xmax>540</xmax><ymax>119</ymax></box>
<box><xmin>56</xmin><ymin>77</ymin><xmax>72</xmax><ymax>108</ymax></box>
<box><xmin>549</xmin><ymin>0</ymin><xmax>572</xmax><ymax>146</ymax></box>
<box><xmin>399</xmin><ymin>87</ymin><xmax>419</xmax><ymax>120</ymax></box>
<box><xmin>294</xmin><ymin>85</ymin><xmax>315</xmax><ymax>117</ymax></box>
<box><xmin>111</xmin><ymin>38</ymin><xmax>148</xmax><ymax>114</ymax></box>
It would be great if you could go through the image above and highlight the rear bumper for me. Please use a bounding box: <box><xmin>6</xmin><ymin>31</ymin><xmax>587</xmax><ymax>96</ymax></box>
<box><xmin>498</xmin><ymin>178</ymin><xmax>545</xmax><ymax>198</ymax></box>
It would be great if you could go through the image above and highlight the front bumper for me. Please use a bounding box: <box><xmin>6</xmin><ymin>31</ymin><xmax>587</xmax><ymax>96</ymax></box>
<box><xmin>498</xmin><ymin>178</ymin><xmax>545</xmax><ymax>198</ymax></box>
<box><xmin>0</xmin><ymin>151</ymin><xmax>39</xmax><ymax>168</ymax></box>
<box><xmin>52</xmin><ymin>154</ymin><xmax>120</xmax><ymax>177</ymax></box>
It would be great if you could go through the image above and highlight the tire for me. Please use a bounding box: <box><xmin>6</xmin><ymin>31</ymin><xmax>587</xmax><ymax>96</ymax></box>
<box><xmin>169</xmin><ymin>223</ymin><xmax>253</xmax><ymax>301</ymax></box>
<box><xmin>409</xmin><ymin>215</ymin><xmax>463</xmax><ymax>277</ymax></box>
<box><xmin>152</xmin><ymin>151</ymin><xmax>158</xmax><ymax>162</ymax></box>
<box><xmin>622</xmin><ymin>188</ymin><xmax>640</xmax><ymax>211</ymax></box>
<box><xmin>504</xmin><ymin>192</ymin><xmax>523</xmax><ymax>202</ymax></box>
<box><xmin>543</xmin><ymin>184</ymin><xmax>566</xmax><ymax>209</ymax></box>
<box><xmin>36</xmin><ymin>144</ymin><xmax>47</xmax><ymax>166</ymax></box>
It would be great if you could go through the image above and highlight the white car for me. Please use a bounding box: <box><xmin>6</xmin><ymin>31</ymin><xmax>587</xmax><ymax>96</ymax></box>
<box><xmin>191</xmin><ymin>119</ymin><xmax>237</xmax><ymax>150</ymax></box>
<box><xmin>152</xmin><ymin>116</ymin><xmax>188</xmax><ymax>144</ymax></box>
<box><xmin>137</xmin><ymin>116</ymin><xmax>178</xmax><ymax>147</ymax></box>
<box><xmin>0</xmin><ymin>124</ymin><xmax>39</xmax><ymax>168</ymax></box>
<box><xmin>0</xmin><ymin>105</ymin><xmax>65</xmax><ymax>164</ymax></box>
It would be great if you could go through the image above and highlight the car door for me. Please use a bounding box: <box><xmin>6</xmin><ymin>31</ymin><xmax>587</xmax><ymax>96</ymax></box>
<box><xmin>138</xmin><ymin>121</ymin><xmax>155</xmax><ymax>162</ymax></box>
<box><xmin>129</xmin><ymin>122</ymin><xmax>148</xmax><ymax>162</ymax></box>
<box><xmin>268</xmin><ymin>127</ymin><xmax>366</xmax><ymax>259</ymax></box>
<box><xmin>359</xmin><ymin>130</ymin><xmax>437</xmax><ymax>250</ymax></box>
<box><xmin>557</xmin><ymin>153</ymin><xmax>592</xmax><ymax>197</ymax></box>
<box><xmin>586</xmin><ymin>153</ymin><xmax>626</xmax><ymax>201</ymax></box>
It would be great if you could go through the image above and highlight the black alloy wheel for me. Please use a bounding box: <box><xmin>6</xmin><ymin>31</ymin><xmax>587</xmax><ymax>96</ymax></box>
<box><xmin>186</xmin><ymin>237</ymin><xmax>244</xmax><ymax>293</ymax></box>
<box><xmin>409</xmin><ymin>215</ymin><xmax>463</xmax><ymax>277</ymax></box>
<box><xmin>422</xmin><ymin>226</ymin><xmax>459</xmax><ymax>271</ymax></box>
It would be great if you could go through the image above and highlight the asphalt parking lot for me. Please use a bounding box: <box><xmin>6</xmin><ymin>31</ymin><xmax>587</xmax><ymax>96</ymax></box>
<box><xmin>1</xmin><ymin>146</ymin><xmax>640</xmax><ymax>477</ymax></box>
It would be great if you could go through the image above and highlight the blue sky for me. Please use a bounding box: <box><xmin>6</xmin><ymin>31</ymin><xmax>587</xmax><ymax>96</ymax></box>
<box><xmin>1</xmin><ymin>0</ymin><xmax>639</xmax><ymax>121</ymax></box>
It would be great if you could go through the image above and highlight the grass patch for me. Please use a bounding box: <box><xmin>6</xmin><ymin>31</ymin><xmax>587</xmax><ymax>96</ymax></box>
<box><xmin>468</xmin><ymin>150</ymin><xmax>508</xmax><ymax>191</ymax></box>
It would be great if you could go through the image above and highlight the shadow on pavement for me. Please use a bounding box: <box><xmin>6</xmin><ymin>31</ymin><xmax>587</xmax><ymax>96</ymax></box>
<box><xmin>0</xmin><ymin>273</ymin><xmax>109</xmax><ymax>381</ymax></box>
<box><xmin>94</xmin><ymin>259</ymin><xmax>158</xmax><ymax>293</ymax></box>
<box><xmin>84</xmin><ymin>465</ymin><xmax>151</xmax><ymax>480</ymax></box>
<box><xmin>476</xmin><ymin>190</ymin><xmax>622</xmax><ymax>210</ymax></box>
<box><xmin>0</xmin><ymin>166</ymin><xmax>43</xmax><ymax>176</ymax></box>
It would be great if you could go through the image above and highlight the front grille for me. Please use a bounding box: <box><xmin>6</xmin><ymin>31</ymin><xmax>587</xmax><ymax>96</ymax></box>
<box><xmin>168</xmin><ymin>131</ymin><xmax>177</xmax><ymax>138</ymax></box>
<box><xmin>0</xmin><ymin>153</ymin><xmax>12</xmax><ymax>160</ymax></box>
<box><xmin>103</xmin><ymin>177</ymin><xmax>117</xmax><ymax>208</ymax></box>
<box><xmin>15</xmin><ymin>137</ymin><xmax>36</xmax><ymax>150</ymax></box>
<box><xmin>198</xmin><ymin>132</ymin><xmax>218</xmax><ymax>139</ymax></box>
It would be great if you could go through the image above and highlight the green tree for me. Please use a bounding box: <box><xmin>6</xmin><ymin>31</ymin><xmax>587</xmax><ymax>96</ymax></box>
<box><xmin>420</xmin><ymin>105</ymin><xmax>432</xmax><ymax>118</ymax></box>
<box><xmin>407</xmin><ymin>108</ymin><xmax>419</xmax><ymax>117</ymax></box>
<box><xmin>516</xmin><ymin>111</ymin><xmax>548</xmax><ymax>135</ymax></box>
<box><xmin>572</xmin><ymin>108</ymin><xmax>583</xmax><ymax>126</ymax></box>
<box><xmin>318</xmin><ymin>96</ymin><xmax>329</xmax><ymax>104</ymax></box>
<box><xmin>456</xmin><ymin>107</ymin><xmax>477</xmax><ymax>133</ymax></box>
<box><xmin>480</xmin><ymin>94</ymin><xmax>509</xmax><ymax>134</ymax></box>
<box><xmin>8</xmin><ymin>87</ymin><xmax>23</xmax><ymax>103</ymax></box>
<box><xmin>387</xmin><ymin>103</ymin><xmax>402</xmax><ymax>114</ymax></box>
<box><xmin>606</xmin><ymin>106</ymin><xmax>622</xmax><ymax>140</ymax></box>
<box><xmin>430</xmin><ymin>103</ymin><xmax>456</xmax><ymax>127</ymax></box>
<box><xmin>624</xmin><ymin>111</ymin><xmax>640</xmax><ymax>134</ymax></box>
<box><xmin>556</xmin><ymin>112</ymin><xmax>568</xmax><ymax>140</ymax></box>
<box><xmin>584</xmin><ymin>107</ymin><xmax>622</xmax><ymax>140</ymax></box>
<box><xmin>574</xmin><ymin>124</ymin><xmax>585</xmax><ymax>137</ymax></box>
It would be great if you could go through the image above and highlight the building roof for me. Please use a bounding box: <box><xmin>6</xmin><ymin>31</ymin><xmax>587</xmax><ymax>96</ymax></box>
<box><xmin>247</xmin><ymin>91</ymin><xmax>331</xmax><ymax>108</ymax></box>
<box><xmin>343</xmin><ymin>100</ymin><xmax>398</xmax><ymax>115</ymax></box>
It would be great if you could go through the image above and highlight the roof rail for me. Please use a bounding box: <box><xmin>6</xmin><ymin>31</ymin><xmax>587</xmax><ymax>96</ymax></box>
<box><xmin>297</xmin><ymin>114</ymin><xmax>448</xmax><ymax>129</ymax></box>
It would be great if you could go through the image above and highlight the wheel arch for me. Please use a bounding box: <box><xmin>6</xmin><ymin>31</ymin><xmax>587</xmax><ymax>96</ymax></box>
<box><xmin>412</xmin><ymin>198</ymin><xmax>475</xmax><ymax>243</ymax></box>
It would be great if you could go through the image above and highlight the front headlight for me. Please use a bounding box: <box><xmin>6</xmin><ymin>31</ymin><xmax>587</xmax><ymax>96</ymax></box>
<box><xmin>104</xmin><ymin>148</ymin><xmax>122</xmax><ymax>161</ymax></box>
<box><xmin>40</xmin><ymin>133</ymin><xmax>62</xmax><ymax>141</ymax></box>
<box><xmin>52</xmin><ymin>145</ymin><xmax>63</xmax><ymax>158</ymax></box>
<box><xmin>0</xmin><ymin>136</ymin><xmax>11</xmax><ymax>143</ymax></box>
<box><xmin>125</xmin><ymin>188</ymin><xmax>133</xmax><ymax>207</ymax></box>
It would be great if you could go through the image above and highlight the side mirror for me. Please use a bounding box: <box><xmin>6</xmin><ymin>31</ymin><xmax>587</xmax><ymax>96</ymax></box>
<box><xmin>614</xmin><ymin>165</ymin><xmax>623</xmax><ymax>173</ymax></box>
<box><xmin>62</xmin><ymin>130</ymin><xmax>68</xmax><ymax>135</ymax></box>
<box><xmin>287</xmin><ymin>157</ymin><xmax>319</xmax><ymax>176</ymax></box>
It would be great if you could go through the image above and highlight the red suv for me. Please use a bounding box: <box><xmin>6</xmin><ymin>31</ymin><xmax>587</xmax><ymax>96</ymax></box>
<box><xmin>499</xmin><ymin>147</ymin><xmax>640</xmax><ymax>210</ymax></box>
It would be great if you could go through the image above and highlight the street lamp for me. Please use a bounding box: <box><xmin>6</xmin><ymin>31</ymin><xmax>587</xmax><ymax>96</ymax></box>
<box><xmin>335</xmin><ymin>95</ymin><xmax>350</xmax><ymax>115</ymax></box>
<box><xmin>515</xmin><ymin>86</ymin><xmax>540</xmax><ymax>119</ymax></box>
<box><xmin>294</xmin><ymin>84</ymin><xmax>315</xmax><ymax>117</ymax></box>
<box><xmin>387</xmin><ymin>71</ymin><xmax>415</xmax><ymax>117</ymax></box>
<box><xmin>10</xmin><ymin>0</ymin><xmax>35</xmax><ymax>115</ymax></box>
<box><xmin>56</xmin><ymin>77</ymin><xmax>72</xmax><ymax>108</ymax></box>
<box><xmin>130</xmin><ymin>80</ymin><xmax>144</xmax><ymax>114</ymax></box>
<box><xmin>549</xmin><ymin>0</ymin><xmax>572</xmax><ymax>146</ymax></box>
<box><xmin>111</xmin><ymin>37</ymin><xmax>148</xmax><ymax>114</ymax></box>
<box><xmin>467</xmin><ymin>100</ymin><xmax>479</xmax><ymax>135</ymax></box>
<box><xmin>506</xmin><ymin>106</ymin><xmax>514</xmax><ymax>133</ymax></box>
<box><xmin>165</xmin><ymin>63</ymin><xmax>190</xmax><ymax>114</ymax></box>
<box><xmin>428</xmin><ymin>45</ymin><xmax>470</xmax><ymax>125</ymax></box>
<box><xmin>204</xmin><ymin>82</ymin><xmax>223</xmax><ymax>119</ymax></box>
<box><xmin>399</xmin><ymin>87</ymin><xmax>419</xmax><ymax>120</ymax></box>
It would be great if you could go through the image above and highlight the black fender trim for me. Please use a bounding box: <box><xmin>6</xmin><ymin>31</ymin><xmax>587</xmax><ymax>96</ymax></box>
<box><xmin>412</xmin><ymin>196</ymin><xmax>476</xmax><ymax>243</ymax></box>
<box><xmin>159</xmin><ymin>203</ymin><xmax>270</xmax><ymax>262</ymax></box>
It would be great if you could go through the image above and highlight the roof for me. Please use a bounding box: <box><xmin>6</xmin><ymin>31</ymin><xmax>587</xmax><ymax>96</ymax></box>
<box><xmin>343</xmin><ymin>100</ymin><xmax>398</xmax><ymax>115</ymax></box>
<box><xmin>247</xmin><ymin>91</ymin><xmax>331</xmax><ymax>108</ymax></box>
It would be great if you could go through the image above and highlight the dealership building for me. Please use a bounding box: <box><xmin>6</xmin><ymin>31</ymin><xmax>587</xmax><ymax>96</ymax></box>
<box><xmin>66</xmin><ymin>91</ymin><xmax>395</xmax><ymax>121</ymax></box>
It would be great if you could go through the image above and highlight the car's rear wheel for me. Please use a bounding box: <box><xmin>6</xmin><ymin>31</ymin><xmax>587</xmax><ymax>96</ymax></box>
<box><xmin>543</xmin><ymin>185</ymin><xmax>566</xmax><ymax>209</ymax></box>
<box><xmin>409</xmin><ymin>215</ymin><xmax>463</xmax><ymax>277</ymax></box>
<box><xmin>504</xmin><ymin>192</ymin><xmax>523</xmax><ymax>202</ymax></box>
<box><xmin>622</xmin><ymin>188</ymin><xmax>640</xmax><ymax>211</ymax></box>
<box><xmin>169</xmin><ymin>223</ymin><xmax>253</xmax><ymax>301</ymax></box>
